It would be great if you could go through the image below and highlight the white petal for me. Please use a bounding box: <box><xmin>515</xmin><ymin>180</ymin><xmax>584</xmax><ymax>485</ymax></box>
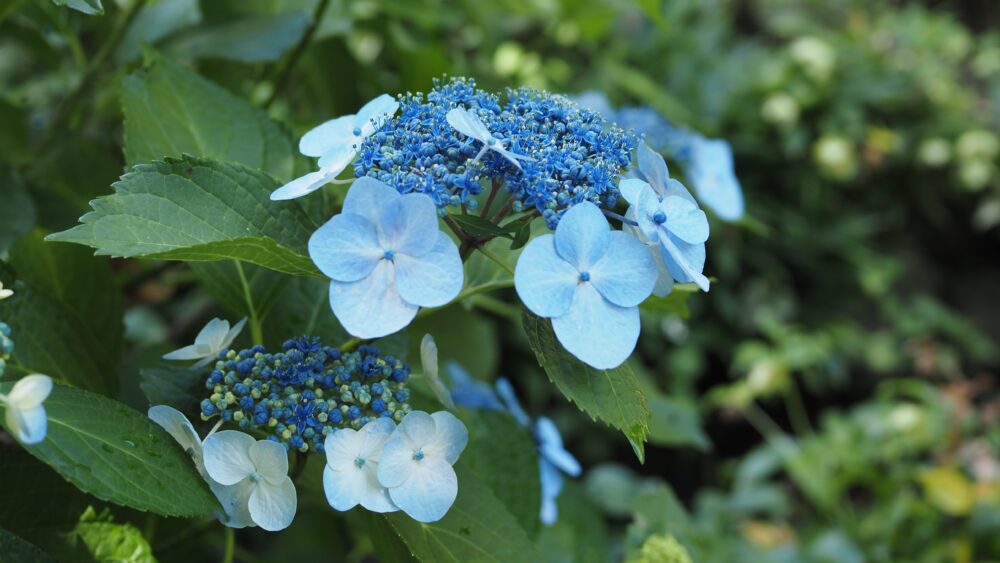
<box><xmin>355</xmin><ymin>94</ymin><xmax>400</xmax><ymax>135</ymax></box>
<box><xmin>195</xmin><ymin>318</ymin><xmax>230</xmax><ymax>350</ymax></box>
<box><xmin>203</xmin><ymin>431</ymin><xmax>255</xmax><ymax>486</ymax></box>
<box><xmin>270</xmin><ymin>170</ymin><xmax>334</xmax><ymax>201</ymax></box>
<box><xmin>551</xmin><ymin>284</ymin><xmax>640</xmax><ymax>370</ymax></box>
<box><xmin>324</xmin><ymin>429</ymin><xmax>364</xmax><ymax>473</ymax></box>
<box><xmin>328</xmin><ymin>261</ymin><xmax>418</xmax><ymax>339</ymax></box>
<box><xmin>299</xmin><ymin>115</ymin><xmax>355</xmax><ymax>157</ymax></box>
<box><xmin>249</xmin><ymin>477</ymin><xmax>297</xmax><ymax>532</ymax></box>
<box><xmin>8</xmin><ymin>374</ymin><xmax>53</xmax><ymax>410</ymax></box>
<box><xmin>446</xmin><ymin>108</ymin><xmax>490</xmax><ymax>142</ymax></box>
<box><xmin>148</xmin><ymin>405</ymin><xmax>201</xmax><ymax>460</ymax></box>
<box><xmin>7</xmin><ymin>405</ymin><xmax>47</xmax><ymax>445</ymax></box>
<box><xmin>220</xmin><ymin>318</ymin><xmax>248</xmax><ymax>352</ymax></box>
<box><xmin>420</xmin><ymin>334</ymin><xmax>439</xmax><ymax>379</ymax></box>
<box><xmin>386</xmin><ymin>458</ymin><xmax>458</xmax><ymax>523</ymax></box>
<box><xmin>211</xmin><ymin>480</ymin><xmax>255</xmax><ymax>529</ymax></box>
<box><xmin>317</xmin><ymin>144</ymin><xmax>359</xmax><ymax>172</ymax></box>
<box><xmin>426</xmin><ymin>411</ymin><xmax>468</xmax><ymax>465</ymax></box>
<box><xmin>162</xmin><ymin>344</ymin><xmax>205</xmax><ymax>362</ymax></box>
<box><xmin>249</xmin><ymin>440</ymin><xmax>290</xmax><ymax>485</ymax></box>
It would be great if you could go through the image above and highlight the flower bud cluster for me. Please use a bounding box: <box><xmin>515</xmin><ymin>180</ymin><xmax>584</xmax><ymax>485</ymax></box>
<box><xmin>199</xmin><ymin>337</ymin><xmax>412</xmax><ymax>453</ymax></box>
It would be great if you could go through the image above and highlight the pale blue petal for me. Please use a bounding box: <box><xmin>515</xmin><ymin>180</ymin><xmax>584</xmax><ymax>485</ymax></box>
<box><xmin>428</xmin><ymin>411</ymin><xmax>468</xmax><ymax>465</ymax></box>
<box><xmin>162</xmin><ymin>343</ymin><xmax>204</xmax><ymax>361</ymax></box>
<box><xmin>658</xmin><ymin>234</ymin><xmax>710</xmax><ymax>292</ymax></box>
<box><xmin>551</xmin><ymin>284</ymin><xmax>640</xmax><ymax>370</ymax></box>
<box><xmin>492</xmin><ymin>145</ymin><xmax>532</xmax><ymax>171</ymax></box>
<box><xmin>270</xmin><ymin>170</ymin><xmax>331</xmax><ymax>201</ymax></box>
<box><xmin>619</xmin><ymin>178</ymin><xmax>650</xmax><ymax>207</ymax></box>
<box><xmin>494</xmin><ymin>377</ymin><xmax>531</xmax><ymax>427</ymax></box>
<box><xmin>148</xmin><ymin>405</ymin><xmax>201</xmax><ymax>459</ymax></box>
<box><xmin>637</xmin><ymin>142</ymin><xmax>670</xmax><ymax>194</ymax></box>
<box><xmin>316</xmin><ymin>145</ymin><xmax>358</xmax><ymax>174</ymax></box>
<box><xmin>220</xmin><ymin>318</ymin><xmax>247</xmax><ymax>352</ymax></box>
<box><xmin>211</xmin><ymin>480</ymin><xmax>254</xmax><ymax>529</ymax></box>
<box><xmin>378</xmin><ymin>193</ymin><xmax>439</xmax><ymax>257</ymax></box>
<box><xmin>342</xmin><ymin>176</ymin><xmax>400</xmax><ymax>223</ymax></box>
<box><xmin>689</xmin><ymin>138</ymin><xmax>745</xmax><ymax>221</ymax></box>
<box><xmin>309</xmin><ymin>213</ymin><xmax>382</xmax><ymax>282</ymax></box>
<box><xmin>588</xmin><ymin>232</ymin><xmax>657</xmax><ymax>308</ymax></box>
<box><xmin>328</xmin><ymin>261</ymin><xmax>418</xmax><ymax>339</ymax></box>
<box><xmin>634</xmin><ymin>184</ymin><xmax>663</xmax><ymax>240</ymax></box>
<box><xmin>446</xmin><ymin>108</ymin><xmax>490</xmax><ymax>142</ymax></box>
<box><xmin>323</xmin><ymin>463</ymin><xmax>398</xmax><ymax>513</ymax></box>
<box><xmin>514</xmin><ymin>234</ymin><xmax>578</xmax><ymax>318</ymax></box>
<box><xmin>354</xmin><ymin>94</ymin><xmax>400</xmax><ymax>131</ymax></box>
<box><xmin>299</xmin><ymin>116</ymin><xmax>354</xmax><ymax>157</ymax></box>
<box><xmin>203</xmin><ymin>431</ymin><xmax>255</xmax><ymax>486</ymax></box>
<box><xmin>446</xmin><ymin>362</ymin><xmax>503</xmax><ymax>411</ymax></box>
<box><xmin>662</xmin><ymin>196</ymin><xmax>709</xmax><ymax>244</ymax></box>
<box><xmin>535</xmin><ymin>417</ymin><xmax>581</xmax><ymax>477</ymax></box>
<box><xmin>650</xmin><ymin>244</ymin><xmax>675</xmax><ymax>298</ymax></box>
<box><xmin>9</xmin><ymin>374</ymin><xmax>53</xmax><ymax>409</ymax></box>
<box><xmin>662</xmin><ymin>178</ymin><xmax>697</xmax><ymax>204</ymax></box>
<box><xmin>554</xmin><ymin>203</ymin><xmax>611</xmax><ymax>271</ymax></box>
<box><xmin>387</xmin><ymin>458</ymin><xmax>458</xmax><ymax>523</ymax></box>
<box><xmin>377</xmin><ymin>411</ymin><xmax>435</xmax><ymax>488</ymax></box>
<box><xmin>11</xmin><ymin>406</ymin><xmax>47</xmax><ymax>445</ymax></box>
<box><xmin>249</xmin><ymin>440</ymin><xmax>289</xmax><ymax>485</ymax></box>
<box><xmin>248</xmin><ymin>477</ymin><xmax>297</xmax><ymax>532</ymax></box>
<box><xmin>539</xmin><ymin>459</ymin><xmax>565</xmax><ymax>525</ymax></box>
<box><xmin>394</xmin><ymin>232</ymin><xmax>462</xmax><ymax>308</ymax></box>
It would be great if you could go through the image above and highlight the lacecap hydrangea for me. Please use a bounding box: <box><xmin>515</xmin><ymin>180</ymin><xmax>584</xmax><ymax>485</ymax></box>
<box><xmin>353</xmin><ymin>77</ymin><xmax>638</xmax><ymax>228</ymax></box>
<box><xmin>200</xmin><ymin>337</ymin><xmax>412</xmax><ymax>454</ymax></box>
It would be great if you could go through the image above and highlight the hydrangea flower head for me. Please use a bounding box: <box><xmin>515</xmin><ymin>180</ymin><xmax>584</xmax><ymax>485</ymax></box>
<box><xmin>377</xmin><ymin>410</ymin><xmax>468</xmax><ymax>523</ymax></box>
<box><xmin>323</xmin><ymin>417</ymin><xmax>398</xmax><ymax>513</ymax></box>
<box><xmin>163</xmin><ymin>317</ymin><xmax>246</xmax><ymax>368</ymax></box>
<box><xmin>309</xmin><ymin>177</ymin><xmax>462</xmax><ymax>338</ymax></box>
<box><xmin>271</xmin><ymin>94</ymin><xmax>399</xmax><ymax>201</ymax></box>
<box><xmin>514</xmin><ymin>202</ymin><xmax>657</xmax><ymax>369</ymax></box>
<box><xmin>148</xmin><ymin>406</ymin><xmax>254</xmax><ymax>528</ymax></box>
<box><xmin>203</xmin><ymin>430</ymin><xmax>297</xmax><ymax>532</ymax></box>
<box><xmin>2</xmin><ymin>374</ymin><xmax>52</xmax><ymax>445</ymax></box>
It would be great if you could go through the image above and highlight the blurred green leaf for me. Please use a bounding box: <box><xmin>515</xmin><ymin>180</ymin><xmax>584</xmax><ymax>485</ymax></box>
<box><xmin>66</xmin><ymin>507</ymin><xmax>154</xmax><ymax>563</ymax></box>
<box><xmin>522</xmin><ymin>310</ymin><xmax>650</xmax><ymax>463</ymax></box>
<box><xmin>0</xmin><ymin>449</ymin><xmax>92</xmax><ymax>537</ymax></box>
<box><xmin>116</xmin><ymin>0</ymin><xmax>202</xmax><ymax>63</ymax></box>
<box><xmin>263</xmin><ymin>277</ymin><xmax>350</xmax><ymax>348</ymax></box>
<box><xmin>537</xmin><ymin>482</ymin><xmax>609</xmax><ymax>563</ymax></box>
<box><xmin>0</xmin><ymin>527</ymin><xmax>53</xmax><ymax>562</ymax></box>
<box><xmin>191</xmin><ymin>260</ymin><xmax>290</xmax><ymax>322</ymax></box>
<box><xmin>48</xmin><ymin>156</ymin><xmax>321</xmax><ymax>277</ymax></box>
<box><xmin>51</xmin><ymin>0</ymin><xmax>102</xmax><ymax>15</ymax></box>
<box><xmin>0</xmin><ymin>170</ymin><xmax>35</xmax><ymax>253</ymax></box>
<box><xmin>164</xmin><ymin>11</ymin><xmax>312</xmax><ymax>63</ymax></box>
<box><xmin>139</xmin><ymin>365</ymin><xmax>205</xmax><ymax>412</ymax></box>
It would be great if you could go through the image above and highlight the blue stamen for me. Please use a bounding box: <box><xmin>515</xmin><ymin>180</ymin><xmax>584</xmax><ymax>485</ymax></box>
<box><xmin>652</xmin><ymin>211</ymin><xmax>667</xmax><ymax>224</ymax></box>
<box><xmin>578</xmin><ymin>272</ymin><xmax>591</xmax><ymax>283</ymax></box>
<box><xmin>413</xmin><ymin>449</ymin><xmax>425</xmax><ymax>461</ymax></box>
<box><xmin>383</xmin><ymin>249</ymin><xmax>395</xmax><ymax>261</ymax></box>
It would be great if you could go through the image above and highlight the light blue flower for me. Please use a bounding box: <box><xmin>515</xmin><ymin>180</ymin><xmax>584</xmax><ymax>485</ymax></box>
<box><xmin>446</xmin><ymin>107</ymin><xmax>533</xmax><ymax>170</ymax></box>
<box><xmin>376</xmin><ymin>410</ymin><xmax>468</xmax><ymax>523</ymax></box>
<box><xmin>514</xmin><ymin>202</ymin><xmax>657</xmax><ymax>369</ymax></box>
<box><xmin>686</xmin><ymin>137</ymin><xmax>745</xmax><ymax>221</ymax></box>
<box><xmin>163</xmin><ymin>317</ymin><xmax>246</xmax><ymax>369</ymax></box>
<box><xmin>323</xmin><ymin>417</ymin><xmax>399</xmax><ymax>513</ymax></box>
<box><xmin>495</xmin><ymin>378</ymin><xmax>581</xmax><ymax>525</ymax></box>
<box><xmin>271</xmin><ymin>94</ymin><xmax>399</xmax><ymax>200</ymax></box>
<box><xmin>2</xmin><ymin>374</ymin><xmax>52</xmax><ymax>445</ymax></box>
<box><xmin>445</xmin><ymin>361</ymin><xmax>503</xmax><ymax>411</ymax></box>
<box><xmin>308</xmin><ymin>177</ymin><xmax>463</xmax><ymax>338</ymax></box>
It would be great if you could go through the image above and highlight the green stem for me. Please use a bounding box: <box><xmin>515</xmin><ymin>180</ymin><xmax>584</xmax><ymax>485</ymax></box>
<box><xmin>222</xmin><ymin>527</ymin><xmax>234</xmax><ymax>563</ymax></box>
<box><xmin>337</xmin><ymin>337</ymin><xmax>363</xmax><ymax>352</ymax></box>
<box><xmin>417</xmin><ymin>279</ymin><xmax>514</xmax><ymax>321</ymax></box>
<box><xmin>474</xmin><ymin>245</ymin><xmax>514</xmax><ymax>275</ymax></box>
<box><xmin>263</xmin><ymin>0</ymin><xmax>332</xmax><ymax>108</ymax></box>
<box><xmin>233</xmin><ymin>260</ymin><xmax>263</xmax><ymax>346</ymax></box>
<box><xmin>467</xmin><ymin>294</ymin><xmax>520</xmax><ymax>322</ymax></box>
<box><xmin>480</xmin><ymin>179</ymin><xmax>501</xmax><ymax>219</ymax></box>
<box><xmin>783</xmin><ymin>379</ymin><xmax>813</xmax><ymax>436</ymax></box>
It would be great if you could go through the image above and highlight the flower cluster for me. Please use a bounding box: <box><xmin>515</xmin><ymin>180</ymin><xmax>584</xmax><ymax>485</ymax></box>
<box><xmin>199</xmin><ymin>337</ymin><xmax>413</xmax><ymax>453</ymax></box>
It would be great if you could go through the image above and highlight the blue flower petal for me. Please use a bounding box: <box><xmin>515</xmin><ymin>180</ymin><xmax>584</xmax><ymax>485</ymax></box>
<box><xmin>588</xmin><ymin>232</ymin><xmax>657</xmax><ymax>308</ymax></box>
<box><xmin>495</xmin><ymin>378</ymin><xmax>532</xmax><ymax>427</ymax></box>
<box><xmin>354</xmin><ymin>94</ymin><xmax>400</xmax><ymax>131</ymax></box>
<box><xmin>378</xmin><ymin>193</ymin><xmax>439</xmax><ymax>257</ymax></box>
<box><xmin>248</xmin><ymin>477</ymin><xmax>297</xmax><ymax>532</ymax></box>
<box><xmin>446</xmin><ymin>362</ymin><xmax>503</xmax><ymax>410</ymax></box>
<box><xmin>551</xmin><ymin>284</ymin><xmax>640</xmax><ymax>369</ymax></box>
<box><xmin>342</xmin><ymin>177</ymin><xmax>401</xmax><ymax>223</ymax></box>
<box><xmin>658</xmin><ymin>233</ymin><xmax>710</xmax><ymax>292</ymax></box>
<box><xmin>535</xmin><ymin>417</ymin><xmax>582</xmax><ymax>477</ymax></box>
<box><xmin>662</xmin><ymin>196</ymin><xmax>709</xmax><ymax>244</ymax></box>
<box><xmin>619</xmin><ymin>178</ymin><xmax>650</xmax><ymax>207</ymax></box>
<box><xmin>299</xmin><ymin>115</ymin><xmax>354</xmax><ymax>157</ymax></box>
<box><xmin>446</xmin><ymin>108</ymin><xmax>491</xmax><ymax>142</ymax></box>
<box><xmin>554</xmin><ymin>203</ymin><xmax>611</xmax><ymax>270</ymax></box>
<box><xmin>637</xmin><ymin>142</ymin><xmax>670</xmax><ymax>193</ymax></box>
<box><xmin>308</xmin><ymin>213</ymin><xmax>382</xmax><ymax>282</ymax></box>
<box><xmin>328</xmin><ymin>261</ymin><xmax>418</xmax><ymax>338</ymax></box>
<box><xmin>514</xmin><ymin>234</ymin><xmax>578</xmax><ymax>318</ymax></box>
<box><xmin>538</xmin><ymin>458</ymin><xmax>565</xmax><ymax>526</ymax></box>
<box><xmin>689</xmin><ymin>138</ymin><xmax>745</xmax><ymax>221</ymax></box>
<box><xmin>428</xmin><ymin>411</ymin><xmax>469</xmax><ymax>465</ymax></box>
<box><xmin>270</xmin><ymin>170</ymin><xmax>331</xmax><ymax>201</ymax></box>
<box><xmin>317</xmin><ymin>144</ymin><xmax>359</xmax><ymax>172</ymax></box>
<box><xmin>394</xmin><ymin>232</ymin><xmax>462</xmax><ymax>307</ymax></box>
<box><xmin>386</xmin><ymin>457</ymin><xmax>458</xmax><ymax>523</ymax></box>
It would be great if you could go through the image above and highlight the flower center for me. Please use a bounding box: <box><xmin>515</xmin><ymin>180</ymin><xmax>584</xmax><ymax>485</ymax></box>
<box><xmin>383</xmin><ymin>249</ymin><xmax>395</xmax><ymax>261</ymax></box>
<box><xmin>652</xmin><ymin>211</ymin><xmax>667</xmax><ymax>225</ymax></box>
<box><xmin>578</xmin><ymin>271</ymin><xmax>591</xmax><ymax>283</ymax></box>
<box><xmin>249</xmin><ymin>471</ymin><xmax>261</xmax><ymax>483</ymax></box>
<box><xmin>353</xmin><ymin>126</ymin><xmax>363</xmax><ymax>137</ymax></box>
<box><xmin>355</xmin><ymin>456</ymin><xmax>366</xmax><ymax>468</ymax></box>
<box><xmin>413</xmin><ymin>449</ymin><xmax>425</xmax><ymax>461</ymax></box>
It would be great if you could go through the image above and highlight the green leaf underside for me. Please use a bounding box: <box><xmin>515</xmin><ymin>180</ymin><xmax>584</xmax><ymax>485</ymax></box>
<box><xmin>0</xmin><ymin>527</ymin><xmax>54</xmax><ymax>562</ymax></box>
<box><xmin>522</xmin><ymin>310</ymin><xmax>650</xmax><ymax>463</ymax></box>
<box><xmin>48</xmin><ymin>156</ymin><xmax>321</xmax><ymax>277</ymax></box>
<box><xmin>0</xmin><ymin>384</ymin><xmax>220</xmax><ymax>518</ymax></box>
<box><xmin>385</xmin><ymin>464</ymin><xmax>543</xmax><ymax>562</ymax></box>
<box><xmin>139</xmin><ymin>365</ymin><xmax>205</xmax><ymax>412</ymax></box>
<box><xmin>121</xmin><ymin>56</ymin><xmax>295</xmax><ymax>180</ymax></box>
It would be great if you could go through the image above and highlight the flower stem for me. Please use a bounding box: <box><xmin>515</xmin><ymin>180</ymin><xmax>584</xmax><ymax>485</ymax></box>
<box><xmin>480</xmin><ymin>180</ymin><xmax>501</xmax><ymax>219</ymax></box>
<box><xmin>289</xmin><ymin>451</ymin><xmax>309</xmax><ymax>482</ymax></box>
<box><xmin>233</xmin><ymin>260</ymin><xmax>264</xmax><ymax>346</ymax></box>
<box><xmin>222</xmin><ymin>527</ymin><xmax>235</xmax><ymax>563</ymax></box>
<box><xmin>337</xmin><ymin>337</ymin><xmax>363</xmax><ymax>352</ymax></box>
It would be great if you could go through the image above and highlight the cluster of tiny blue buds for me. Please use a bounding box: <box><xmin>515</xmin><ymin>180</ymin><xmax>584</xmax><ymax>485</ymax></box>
<box><xmin>0</xmin><ymin>321</ymin><xmax>13</xmax><ymax>378</ymax></box>
<box><xmin>199</xmin><ymin>337</ymin><xmax>412</xmax><ymax>454</ymax></box>
<box><xmin>354</xmin><ymin>77</ymin><xmax>638</xmax><ymax>229</ymax></box>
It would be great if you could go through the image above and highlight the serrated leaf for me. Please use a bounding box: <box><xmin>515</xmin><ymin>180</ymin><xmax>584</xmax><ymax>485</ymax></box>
<box><xmin>164</xmin><ymin>11</ymin><xmax>311</xmax><ymax>63</ymax></box>
<box><xmin>522</xmin><ymin>310</ymin><xmax>650</xmax><ymax>463</ymax></box>
<box><xmin>52</xmin><ymin>0</ymin><xmax>103</xmax><ymax>15</ymax></box>
<box><xmin>385</xmin><ymin>464</ymin><xmax>542</xmax><ymax>562</ymax></box>
<box><xmin>47</xmin><ymin>156</ymin><xmax>321</xmax><ymax>277</ymax></box>
<box><xmin>0</xmin><ymin>383</ymin><xmax>221</xmax><ymax>517</ymax></box>
<box><xmin>121</xmin><ymin>57</ymin><xmax>294</xmax><ymax>180</ymax></box>
<box><xmin>0</xmin><ymin>527</ymin><xmax>54</xmax><ymax>562</ymax></box>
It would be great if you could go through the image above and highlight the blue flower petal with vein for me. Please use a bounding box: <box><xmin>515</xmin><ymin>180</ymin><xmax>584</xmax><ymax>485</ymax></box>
<box><xmin>200</xmin><ymin>337</ymin><xmax>412</xmax><ymax>454</ymax></box>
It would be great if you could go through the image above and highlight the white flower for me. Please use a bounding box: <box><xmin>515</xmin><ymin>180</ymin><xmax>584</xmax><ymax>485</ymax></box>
<box><xmin>163</xmin><ymin>317</ymin><xmax>246</xmax><ymax>369</ymax></box>
<box><xmin>0</xmin><ymin>282</ymin><xmax>13</xmax><ymax>301</ymax></box>
<box><xmin>2</xmin><ymin>374</ymin><xmax>52</xmax><ymax>445</ymax></box>
<box><xmin>148</xmin><ymin>406</ymin><xmax>254</xmax><ymax>528</ymax></box>
<box><xmin>420</xmin><ymin>334</ymin><xmax>456</xmax><ymax>410</ymax></box>
<box><xmin>323</xmin><ymin>418</ymin><xmax>399</xmax><ymax>513</ymax></box>
<box><xmin>271</xmin><ymin>94</ymin><xmax>400</xmax><ymax>201</ymax></box>
<box><xmin>446</xmin><ymin>107</ymin><xmax>534</xmax><ymax>170</ymax></box>
<box><xmin>203</xmin><ymin>431</ymin><xmax>297</xmax><ymax>532</ymax></box>
<box><xmin>377</xmin><ymin>410</ymin><xmax>468</xmax><ymax>523</ymax></box>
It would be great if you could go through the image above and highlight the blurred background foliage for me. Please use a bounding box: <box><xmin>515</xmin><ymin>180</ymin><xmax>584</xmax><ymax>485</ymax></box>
<box><xmin>1</xmin><ymin>0</ymin><xmax>999</xmax><ymax>561</ymax></box>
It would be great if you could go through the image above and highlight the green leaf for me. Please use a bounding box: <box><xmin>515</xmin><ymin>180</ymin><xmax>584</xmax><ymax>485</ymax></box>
<box><xmin>537</xmin><ymin>482</ymin><xmax>609</xmax><ymax>563</ymax></box>
<box><xmin>52</xmin><ymin>0</ymin><xmax>103</xmax><ymax>15</ymax></box>
<box><xmin>139</xmin><ymin>365</ymin><xmax>206</xmax><ymax>412</ymax></box>
<box><xmin>0</xmin><ymin>527</ymin><xmax>53</xmax><ymax>562</ymax></box>
<box><xmin>0</xmin><ymin>383</ymin><xmax>221</xmax><ymax>517</ymax></box>
<box><xmin>0</xmin><ymin>169</ymin><xmax>35</xmax><ymax>252</ymax></box>
<box><xmin>121</xmin><ymin>57</ymin><xmax>295</xmax><ymax>180</ymax></box>
<box><xmin>640</xmin><ymin>284</ymin><xmax>698</xmax><ymax>319</ymax></box>
<box><xmin>449</xmin><ymin>214</ymin><xmax>517</xmax><ymax>240</ymax></box>
<box><xmin>522</xmin><ymin>310</ymin><xmax>650</xmax><ymax>463</ymax></box>
<box><xmin>461</xmin><ymin>410</ymin><xmax>541</xmax><ymax>536</ymax></box>
<box><xmin>191</xmin><ymin>260</ymin><xmax>290</xmax><ymax>322</ymax></box>
<box><xmin>67</xmin><ymin>507</ymin><xmax>155</xmax><ymax>563</ymax></box>
<box><xmin>0</xmin><ymin>263</ymin><xmax>118</xmax><ymax>395</ymax></box>
<box><xmin>646</xmin><ymin>394</ymin><xmax>710</xmax><ymax>451</ymax></box>
<box><xmin>47</xmin><ymin>156</ymin><xmax>321</xmax><ymax>277</ymax></box>
<box><xmin>164</xmin><ymin>11</ymin><xmax>312</xmax><ymax>63</ymax></box>
<box><xmin>0</xmin><ymin>449</ymin><xmax>92</xmax><ymax>536</ymax></box>
<box><xmin>263</xmin><ymin>277</ymin><xmax>350</xmax><ymax>348</ymax></box>
<box><xmin>384</xmin><ymin>464</ymin><xmax>542</xmax><ymax>562</ymax></box>
<box><xmin>116</xmin><ymin>0</ymin><xmax>202</xmax><ymax>63</ymax></box>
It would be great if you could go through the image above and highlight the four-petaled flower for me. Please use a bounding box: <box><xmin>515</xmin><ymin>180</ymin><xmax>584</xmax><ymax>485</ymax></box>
<box><xmin>272</xmin><ymin>94</ymin><xmax>399</xmax><ymax>201</ymax></box>
<box><xmin>515</xmin><ymin>202</ymin><xmax>657</xmax><ymax>369</ymax></box>
<box><xmin>620</xmin><ymin>143</ymin><xmax>711</xmax><ymax>292</ymax></box>
<box><xmin>163</xmin><ymin>317</ymin><xmax>247</xmax><ymax>368</ymax></box>
<box><xmin>687</xmin><ymin>137</ymin><xmax>744</xmax><ymax>222</ymax></box>
<box><xmin>149</xmin><ymin>406</ymin><xmax>254</xmax><ymax>528</ymax></box>
<box><xmin>203</xmin><ymin>431</ymin><xmax>298</xmax><ymax>532</ymax></box>
<box><xmin>0</xmin><ymin>282</ymin><xmax>12</xmax><ymax>301</ymax></box>
<box><xmin>446</xmin><ymin>107</ymin><xmax>533</xmax><ymax>170</ymax></box>
<box><xmin>323</xmin><ymin>417</ymin><xmax>398</xmax><ymax>513</ymax></box>
<box><xmin>377</xmin><ymin>410</ymin><xmax>468</xmax><ymax>523</ymax></box>
<box><xmin>2</xmin><ymin>374</ymin><xmax>52</xmax><ymax>445</ymax></box>
<box><xmin>309</xmin><ymin>177</ymin><xmax>462</xmax><ymax>338</ymax></box>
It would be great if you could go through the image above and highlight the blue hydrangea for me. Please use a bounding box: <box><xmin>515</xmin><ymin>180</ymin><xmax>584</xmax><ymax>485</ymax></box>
<box><xmin>199</xmin><ymin>338</ymin><xmax>412</xmax><ymax>453</ymax></box>
<box><xmin>0</xmin><ymin>321</ymin><xmax>13</xmax><ymax>378</ymax></box>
